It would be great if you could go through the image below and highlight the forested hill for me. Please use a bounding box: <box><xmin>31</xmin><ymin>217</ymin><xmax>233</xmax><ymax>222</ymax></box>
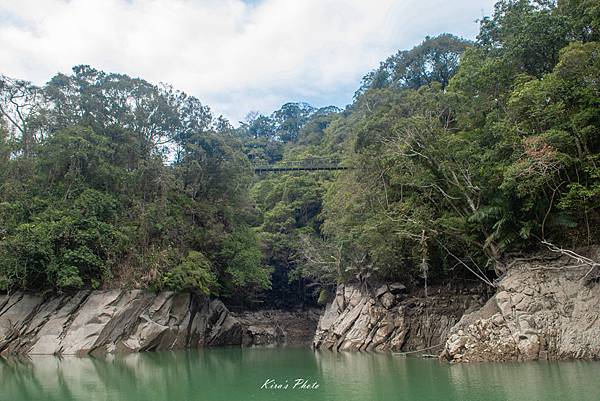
<box><xmin>1</xmin><ymin>0</ymin><xmax>599</xmax><ymax>308</ymax></box>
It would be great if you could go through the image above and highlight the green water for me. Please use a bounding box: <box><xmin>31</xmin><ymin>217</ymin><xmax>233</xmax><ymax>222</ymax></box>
<box><xmin>1</xmin><ymin>348</ymin><xmax>599</xmax><ymax>401</ymax></box>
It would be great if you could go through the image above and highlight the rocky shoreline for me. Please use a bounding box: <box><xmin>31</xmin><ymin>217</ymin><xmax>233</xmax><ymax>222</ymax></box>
<box><xmin>310</xmin><ymin>248</ymin><xmax>600</xmax><ymax>362</ymax></box>
<box><xmin>2</xmin><ymin>249</ymin><xmax>599</xmax><ymax>362</ymax></box>
<box><xmin>440</xmin><ymin>248</ymin><xmax>600</xmax><ymax>362</ymax></box>
<box><xmin>0</xmin><ymin>290</ymin><xmax>320</xmax><ymax>356</ymax></box>
<box><xmin>0</xmin><ymin>291</ymin><xmax>242</xmax><ymax>355</ymax></box>
<box><xmin>312</xmin><ymin>282</ymin><xmax>485</xmax><ymax>353</ymax></box>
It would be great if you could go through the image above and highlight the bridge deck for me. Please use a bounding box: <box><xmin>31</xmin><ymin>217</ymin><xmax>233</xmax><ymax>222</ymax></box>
<box><xmin>253</xmin><ymin>158</ymin><xmax>350</xmax><ymax>173</ymax></box>
<box><xmin>254</xmin><ymin>165</ymin><xmax>349</xmax><ymax>173</ymax></box>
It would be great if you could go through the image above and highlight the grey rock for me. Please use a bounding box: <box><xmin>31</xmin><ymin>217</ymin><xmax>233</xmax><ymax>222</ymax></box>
<box><xmin>0</xmin><ymin>291</ymin><xmax>243</xmax><ymax>355</ymax></box>
<box><xmin>380</xmin><ymin>293</ymin><xmax>396</xmax><ymax>309</ymax></box>
<box><xmin>441</xmin><ymin>248</ymin><xmax>600</xmax><ymax>362</ymax></box>
<box><xmin>313</xmin><ymin>283</ymin><xmax>475</xmax><ymax>354</ymax></box>
<box><xmin>388</xmin><ymin>283</ymin><xmax>407</xmax><ymax>293</ymax></box>
<box><xmin>375</xmin><ymin>284</ymin><xmax>390</xmax><ymax>298</ymax></box>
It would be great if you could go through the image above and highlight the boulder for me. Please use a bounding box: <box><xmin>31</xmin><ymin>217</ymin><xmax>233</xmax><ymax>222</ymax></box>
<box><xmin>441</xmin><ymin>248</ymin><xmax>600</xmax><ymax>362</ymax></box>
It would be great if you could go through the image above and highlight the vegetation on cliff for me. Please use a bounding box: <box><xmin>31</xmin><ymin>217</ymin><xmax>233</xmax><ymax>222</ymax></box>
<box><xmin>1</xmin><ymin>0</ymin><xmax>598</xmax><ymax>306</ymax></box>
<box><xmin>0</xmin><ymin>68</ymin><xmax>267</xmax><ymax>298</ymax></box>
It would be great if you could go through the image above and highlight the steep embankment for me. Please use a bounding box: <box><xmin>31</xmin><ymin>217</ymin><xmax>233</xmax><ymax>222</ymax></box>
<box><xmin>0</xmin><ymin>291</ymin><xmax>241</xmax><ymax>355</ymax></box>
<box><xmin>313</xmin><ymin>248</ymin><xmax>600</xmax><ymax>362</ymax></box>
<box><xmin>4</xmin><ymin>248</ymin><xmax>600</xmax><ymax>361</ymax></box>
<box><xmin>313</xmin><ymin>283</ymin><xmax>485</xmax><ymax>353</ymax></box>
<box><xmin>0</xmin><ymin>291</ymin><xmax>318</xmax><ymax>355</ymax></box>
<box><xmin>441</xmin><ymin>248</ymin><xmax>600</xmax><ymax>362</ymax></box>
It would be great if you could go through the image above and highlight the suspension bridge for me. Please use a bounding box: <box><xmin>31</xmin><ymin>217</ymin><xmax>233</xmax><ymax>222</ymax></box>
<box><xmin>253</xmin><ymin>158</ymin><xmax>351</xmax><ymax>173</ymax></box>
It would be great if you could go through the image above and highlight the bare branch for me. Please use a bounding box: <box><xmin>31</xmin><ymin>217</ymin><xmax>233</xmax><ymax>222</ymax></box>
<box><xmin>541</xmin><ymin>240</ymin><xmax>600</xmax><ymax>280</ymax></box>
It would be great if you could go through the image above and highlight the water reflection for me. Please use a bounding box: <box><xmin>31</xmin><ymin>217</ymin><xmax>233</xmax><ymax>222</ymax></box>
<box><xmin>1</xmin><ymin>349</ymin><xmax>599</xmax><ymax>401</ymax></box>
<box><xmin>448</xmin><ymin>360</ymin><xmax>600</xmax><ymax>401</ymax></box>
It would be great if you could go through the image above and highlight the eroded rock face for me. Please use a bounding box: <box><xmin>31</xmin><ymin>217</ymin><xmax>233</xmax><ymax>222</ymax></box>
<box><xmin>441</xmin><ymin>249</ymin><xmax>600</xmax><ymax>362</ymax></box>
<box><xmin>313</xmin><ymin>283</ymin><xmax>481</xmax><ymax>353</ymax></box>
<box><xmin>0</xmin><ymin>291</ymin><xmax>242</xmax><ymax>355</ymax></box>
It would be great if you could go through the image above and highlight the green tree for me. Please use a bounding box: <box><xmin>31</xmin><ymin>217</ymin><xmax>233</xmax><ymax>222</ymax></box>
<box><xmin>220</xmin><ymin>225</ymin><xmax>271</xmax><ymax>296</ymax></box>
<box><xmin>506</xmin><ymin>41</ymin><xmax>600</xmax><ymax>242</ymax></box>
<box><xmin>558</xmin><ymin>0</ymin><xmax>600</xmax><ymax>42</ymax></box>
<box><xmin>358</xmin><ymin>34</ymin><xmax>470</xmax><ymax>94</ymax></box>
<box><xmin>158</xmin><ymin>251</ymin><xmax>218</xmax><ymax>295</ymax></box>
<box><xmin>477</xmin><ymin>0</ymin><xmax>571</xmax><ymax>77</ymax></box>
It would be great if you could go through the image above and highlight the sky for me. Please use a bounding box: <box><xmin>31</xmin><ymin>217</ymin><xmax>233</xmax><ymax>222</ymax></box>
<box><xmin>0</xmin><ymin>0</ymin><xmax>497</xmax><ymax>124</ymax></box>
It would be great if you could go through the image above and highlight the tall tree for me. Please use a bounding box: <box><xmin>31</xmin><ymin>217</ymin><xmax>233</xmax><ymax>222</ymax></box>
<box><xmin>0</xmin><ymin>76</ymin><xmax>46</xmax><ymax>156</ymax></box>
<box><xmin>357</xmin><ymin>34</ymin><xmax>470</xmax><ymax>95</ymax></box>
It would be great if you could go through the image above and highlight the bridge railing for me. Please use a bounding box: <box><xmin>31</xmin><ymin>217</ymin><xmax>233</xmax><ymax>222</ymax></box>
<box><xmin>252</xmin><ymin>157</ymin><xmax>349</xmax><ymax>173</ymax></box>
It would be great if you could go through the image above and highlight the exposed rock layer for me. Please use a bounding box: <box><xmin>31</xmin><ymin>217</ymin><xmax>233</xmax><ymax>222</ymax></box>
<box><xmin>441</xmin><ymin>249</ymin><xmax>600</xmax><ymax>362</ymax></box>
<box><xmin>313</xmin><ymin>283</ymin><xmax>482</xmax><ymax>353</ymax></box>
<box><xmin>6</xmin><ymin>250</ymin><xmax>600</xmax><ymax>362</ymax></box>
<box><xmin>0</xmin><ymin>290</ymin><xmax>242</xmax><ymax>355</ymax></box>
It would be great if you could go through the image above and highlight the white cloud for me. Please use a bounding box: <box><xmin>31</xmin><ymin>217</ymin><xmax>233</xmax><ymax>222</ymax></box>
<box><xmin>0</xmin><ymin>0</ymin><xmax>496</xmax><ymax>123</ymax></box>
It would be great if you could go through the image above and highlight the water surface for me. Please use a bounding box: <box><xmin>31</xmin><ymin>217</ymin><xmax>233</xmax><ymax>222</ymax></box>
<box><xmin>1</xmin><ymin>348</ymin><xmax>599</xmax><ymax>401</ymax></box>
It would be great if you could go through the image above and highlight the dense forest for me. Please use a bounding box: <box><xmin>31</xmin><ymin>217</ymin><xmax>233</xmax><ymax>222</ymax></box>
<box><xmin>1</xmin><ymin>0</ymin><xmax>598</xmax><ymax>308</ymax></box>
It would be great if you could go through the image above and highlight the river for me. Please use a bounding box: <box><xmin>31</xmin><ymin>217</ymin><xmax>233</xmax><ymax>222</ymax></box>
<box><xmin>1</xmin><ymin>347</ymin><xmax>599</xmax><ymax>401</ymax></box>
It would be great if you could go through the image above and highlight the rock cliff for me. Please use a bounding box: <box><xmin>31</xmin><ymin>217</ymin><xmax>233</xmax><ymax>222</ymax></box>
<box><xmin>6</xmin><ymin>248</ymin><xmax>600</xmax><ymax>362</ymax></box>
<box><xmin>313</xmin><ymin>283</ymin><xmax>483</xmax><ymax>353</ymax></box>
<box><xmin>0</xmin><ymin>290</ymin><xmax>325</xmax><ymax>355</ymax></box>
<box><xmin>441</xmin><ymin>248</ymin><xmax>600</xmax><ymax>362</ymax></box>
<box><xmin>0</xmin><ymin>290</ymin><xmax>242</xmax><ymax>355</ymax></box>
